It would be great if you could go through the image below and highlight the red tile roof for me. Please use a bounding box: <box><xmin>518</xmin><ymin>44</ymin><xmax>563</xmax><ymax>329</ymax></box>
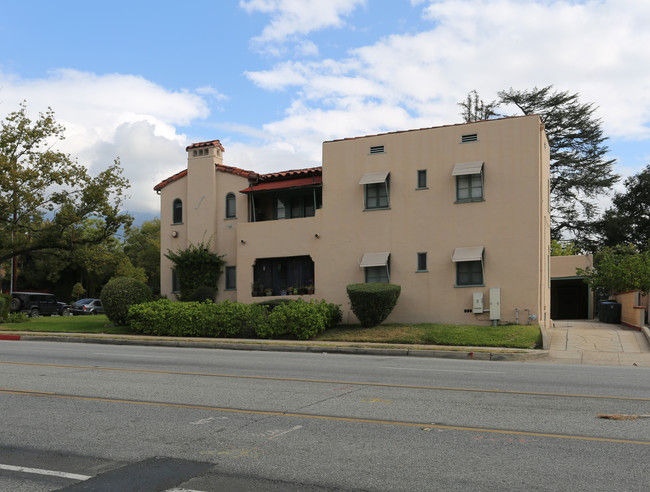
<box><xmin>153</xmin><ymin>139</ymin><xmax>321</xmax><ymax>192</ymax></box>
<box><xmin>153</xmin><ymin>163</ymin><xmax>256</xmax><ymax>192</ymax></box>
<box><xmin>153</xmin><ymin>169</ymin><xmax>187</xmax><ymax>192</ymax></box>
<box><xmin>185</xmin><ymin>139</ymin><xmax>225</xmax><ymax>152</ymax></box>
<box><xmin>240</xmin><ymin>175</ymin><xmax>322</xmax><ymax>193</ymax></box>
<box><xmin>257</xmin><ymin>166</ymin><xmax>322</xmax><ymax>182</ymax></box>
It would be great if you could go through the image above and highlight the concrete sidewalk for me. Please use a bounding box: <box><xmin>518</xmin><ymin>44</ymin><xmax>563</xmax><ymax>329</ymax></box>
<box><xmin>544</xmin><ymin>320</ymin><xmax>650</xmax><ymax>366</ymax></box>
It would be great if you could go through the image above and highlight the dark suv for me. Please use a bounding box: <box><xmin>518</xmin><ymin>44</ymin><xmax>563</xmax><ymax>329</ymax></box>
<box><xmin>10</xmin><ymin>292</ymin><xmax>72</xmax><ymax>317</ymax></box>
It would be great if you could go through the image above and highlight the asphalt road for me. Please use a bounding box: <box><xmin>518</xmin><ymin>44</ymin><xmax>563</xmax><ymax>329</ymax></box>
<box><xmin>1</xmin><ymin>341</ymin><xmax>649</xmax><ymax>491</ymax></box>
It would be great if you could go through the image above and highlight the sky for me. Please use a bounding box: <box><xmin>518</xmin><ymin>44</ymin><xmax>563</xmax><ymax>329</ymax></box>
<box><xmin>1</xmin><ymin>0</ymin><xmax>649</xmax><ymax>224</ymax></box>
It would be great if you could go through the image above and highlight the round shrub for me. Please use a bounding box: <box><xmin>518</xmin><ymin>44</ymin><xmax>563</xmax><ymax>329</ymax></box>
<box><xmin>101</xmin><ymin>276</ymin><xmax>153</xmax><ymax>326</ymax></box>
<box><xmin>346</xmin><ymin>283</ymin><xmax>401</xmax><ymax>327</ymax></box>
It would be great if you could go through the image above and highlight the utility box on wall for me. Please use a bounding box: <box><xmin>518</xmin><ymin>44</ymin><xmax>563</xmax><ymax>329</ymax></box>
<box><xmin>473</xmin><ymin>292</ymin><xmax>484</xmax><ymax>313</ymax></box>
<box><xmin>489</xmin><ymin>287</ymin><xmax>501</xmax><ymax>320</ymax></box>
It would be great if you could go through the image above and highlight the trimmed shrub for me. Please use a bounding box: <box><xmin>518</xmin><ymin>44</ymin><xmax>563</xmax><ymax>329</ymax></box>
<box><xmin>186</xmin><ymin>285</ymin><xmax>217</xmax><ymax>303</ymax></box>
<box><xmin>346</xmin><ymin>283</ymin><xmax>401</xmax><ymax>327</ymax></box>
<box><xmin>255</xmin><ymin>298</ymin><xmax>295</xmax><ymax>312</ymax></box>
<box><xmin>128</xmin><ymin>299</ymin><xmax>269</xmax><ymax>338</ymax></box>
<box><xmin>259</xmin><ymin>299</ymin><xmax>341</xmax><ymax>340</ymax></box>
<box><xmin>101</xmin><ymin>276</ymin><xmax>153</xmax><ymax>326</ymax></box>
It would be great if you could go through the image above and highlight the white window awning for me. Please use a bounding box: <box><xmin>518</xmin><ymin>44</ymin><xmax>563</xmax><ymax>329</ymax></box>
<box><xmin>360</xmin><ymin>252</ymin><xmax>390</xmax><ymax>268</ymax></box>
<box><xmin>452</xmin><ymin>161</ymin><xmax>483</xmax><ymax>176</ymax></box>
<box><xmin>359</xmin><ymin>171</ymin><xmax>390</xmax><ymax>185</ymax></box>
<box><xmin>451</xmin><ymin>247</ymin><xmax>484</xmax><ymax>262</ymax></box>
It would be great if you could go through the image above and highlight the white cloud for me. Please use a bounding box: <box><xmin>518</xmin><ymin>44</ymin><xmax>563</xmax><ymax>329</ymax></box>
<box><xmin>244</xmin><ymin>0</ymin><xmax>650</xmax><ymax>144</ymax></box>
<box><xmin>0</xmin><ymin>69</ymin><xmax>209</xmax><ymax>215</ymax></box>
<box><xmin>240</xmin><ymin>0</ymin><xmax>366</xmax><ymax>45</ymax></box>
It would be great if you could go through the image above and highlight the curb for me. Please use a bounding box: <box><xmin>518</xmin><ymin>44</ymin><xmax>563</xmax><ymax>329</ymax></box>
<box><xmin>0</xmin><ymin>334</ymin><xmax>21</xmax><ymax>341</ymax></box>
<box><xmin>6</xmin><ymin>333</ymin><xmax>546</xmax><ymax>362</ymax></box>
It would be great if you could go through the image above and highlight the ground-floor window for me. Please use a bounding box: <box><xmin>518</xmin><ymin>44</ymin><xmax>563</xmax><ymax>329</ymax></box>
<box><xmin>456</xmin><ymin>260</ymin><xmax>483</xmax><ymax>286</ymax></box>
<box><xmin>252</xmin><ymin>255</ymin><xmax>314</xmax><ymax>296</ymax></box>
<box><xmin>225</xmin><ymin>266</ymin><xmax>236</xmax><ymax>290</ymax></box>
<box><xmin>365</xmin><ymin>265</ymin><xmax>390</xmax><ymax>283</ymax></box>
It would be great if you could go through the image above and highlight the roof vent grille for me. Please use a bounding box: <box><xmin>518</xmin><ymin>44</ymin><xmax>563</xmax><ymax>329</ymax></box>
<box><xmin>461</xmin><ymin>134</ymin><xmax>478</xmax><ymax>143</ymax></box>
<box><xmin>369</xmin><ymin>145</ymin><xmax>385</xmax><ymax>154</ymax></box>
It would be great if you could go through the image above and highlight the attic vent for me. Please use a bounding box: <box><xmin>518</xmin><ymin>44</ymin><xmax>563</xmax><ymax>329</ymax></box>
<box><xmin>370</xmin><ymin>145</ymin><xmax>385</xmax><ymax>154</ymax></box>
<box><xmin>461</xmin><ymin>134</ymin><xmax>478</xmax><ymax>143</ymax></box>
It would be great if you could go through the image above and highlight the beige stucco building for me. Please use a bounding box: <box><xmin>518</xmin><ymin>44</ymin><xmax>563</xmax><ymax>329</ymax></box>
<box><xmin>155</xmin><ymin>115</ymin><xmax>551</xmax><ymax>327</ymax></box>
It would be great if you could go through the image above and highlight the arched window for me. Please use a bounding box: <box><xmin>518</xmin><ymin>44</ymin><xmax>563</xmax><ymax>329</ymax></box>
<box><xmin>172</xmin><ymin>198</ymin><xmax>183</xmax><ymax>224</ymax></box>
<box><xmin>225</xmin><ymin>192</ymin><xmax>236</xmax><ymax>219</ymax></box>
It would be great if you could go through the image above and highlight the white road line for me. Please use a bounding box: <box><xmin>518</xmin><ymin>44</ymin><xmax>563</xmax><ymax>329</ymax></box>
<box><xmin>0</xmin><ymin>463</ymin><xmax>91</xmax><ymax>481</ymax></box>
<box><xmin>380</xmin><ymin>367</ymin><xmax>507</xmax><ymax>374</ymax></box>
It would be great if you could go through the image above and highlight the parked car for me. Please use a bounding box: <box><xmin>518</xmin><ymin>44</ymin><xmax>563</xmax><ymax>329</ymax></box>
<box><xmin>10</xmin><ymin>292</ymin><xmax>72</xmax><ymax>317</ymax></box>
<box><xmin>70</xmin><ymin>298</ymin><xmax>104</xmax><ymax>315</ymax></box>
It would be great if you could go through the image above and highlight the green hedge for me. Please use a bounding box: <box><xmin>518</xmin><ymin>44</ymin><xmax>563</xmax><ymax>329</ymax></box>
<box><xmin>346</xmin><ymin>283</ymin><xmax>401</xmax><ymax>327</ymax></box>
<box><xmin>128</xmin><ymin>298</ymin><xmax>341</xmax><ymax>340</ymax></box>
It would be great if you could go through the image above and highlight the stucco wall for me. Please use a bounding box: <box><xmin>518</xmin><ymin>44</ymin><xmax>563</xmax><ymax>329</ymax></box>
<box><xmin>551</xmin><ymin>255</ymin><xmax>594</xmax><ymax>279</ymax></box>
<box><xmin>616</xmin><ymin>291</ymin><xmax>645</xmax><ymax>329</ymax></box>
<box><xmin>159</xmin><ymin>115</ymin><xmax>550</xmax><ymax>327</ymax></box>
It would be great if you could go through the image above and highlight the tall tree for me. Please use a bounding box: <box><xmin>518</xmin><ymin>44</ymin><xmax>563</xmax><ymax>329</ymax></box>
<box><xmin>0</xmin><ymin>102</ymin><xmax>132</xmax><ymax>266</ymax></box>
<box><xmin>497</xmin><ymin>86</ymin><xmax>618</xmax><ymax>245</ymax></box>
<box><xmin>458</xmin><ymin>89</ymin><xmax>499</xmax><ymax>122</ymax></box>
<box><xmin>599</xmin><ymin>164</ymin><xmax>650</xmax><ymax>250</ymax></box>
<box><xmin>124</xmin><ymin>218</ymin><xmax>160</xmax><ymax>293</ymax></box>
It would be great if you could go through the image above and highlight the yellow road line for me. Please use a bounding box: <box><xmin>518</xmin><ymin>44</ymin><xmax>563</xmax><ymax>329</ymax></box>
<box><xmin>2</xmin><ymin>360</ymin><xmax>648</xmax><ymax>401</ymax></box>
<box><xmin>2</xmin><ymin>388</ymin><xmax>649</xmax><ymax>446</ymax></box>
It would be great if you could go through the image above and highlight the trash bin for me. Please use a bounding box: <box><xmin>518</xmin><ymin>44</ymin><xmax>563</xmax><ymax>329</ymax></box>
<box><xmin>599</xmin><ymin>300</ymin><xmax>622</xmax><ymax>324</ymax></box>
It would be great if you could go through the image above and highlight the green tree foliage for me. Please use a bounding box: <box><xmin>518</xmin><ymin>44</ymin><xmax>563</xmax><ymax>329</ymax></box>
<box><xmin>346</xmin><ymin>283</ymin><xmax>401</xmax><ymax>327</ymax></box>
<box><xmin>550</xmin><ymin>239</ymin><xmax>580</xmax><ymax>256</ymax></box>
<box><xmin>577</xmin><ymin>244</ymin><xmax>650</xmax><ymax>296</ymax></box>
<box><xmin>100</xmin><ymin>276</ymin><xmax>152</xmax><ymax>326</ymax></box>
<box><xmin>497</xmin><ymin>86</ymin><xmax>618</xmax><ymax>245</ymax></box>
<box><xmin>124</xmin><ymin>219</ymin><xmax>160</xmax><ymax>293</ymax></box>
<box><xmin>0</xmin><ymin>102</ymin><xmax>132</xmax><ymax>264</ymax></box>
<box><xmin>165</xmin><ymin>242</ymin><xmax>225</xmax><ymax>301</ymax></box>
<box><xmin>458</xmin><ymin>89</ymin><xmax>498</xmax><ymax>122</ymax></box>
<box><xmin>599</xmin><ymin>165</ymin><xmax>650</xmax><ymax>251</ymax></box>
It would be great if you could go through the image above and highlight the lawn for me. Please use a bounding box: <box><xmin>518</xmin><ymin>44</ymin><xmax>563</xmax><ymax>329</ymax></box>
<box><xmin>0</xmin><ymin>315</ymin><xmax>134</xmax><ymax>335</ymax></box>
<box><xmin>314</xmin><ymin>323</ymin><xmax>542</xmax><ymax>349</ymax></box>
<box><xmin>0</xmin><ymin>316</ymin><xmax>542</xmax><ymax>349</ymax></box>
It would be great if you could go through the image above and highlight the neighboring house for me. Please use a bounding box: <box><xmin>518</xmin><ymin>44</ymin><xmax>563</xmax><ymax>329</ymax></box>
<box><xmin>155</xmin><ymin>115</ymin><xmax>551</xmax><ymax>327</ymax></box>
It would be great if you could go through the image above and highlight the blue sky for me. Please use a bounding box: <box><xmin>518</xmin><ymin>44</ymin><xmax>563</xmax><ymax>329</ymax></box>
<box><xmin>1</xmin><ymin>0</ymin><xmax>649</xmax><ymax>222</ymax></box>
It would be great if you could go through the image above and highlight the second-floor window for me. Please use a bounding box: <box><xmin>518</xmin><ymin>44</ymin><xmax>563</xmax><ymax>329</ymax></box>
<box><xmin>452</xmin><ymin>161</ymin><xmax>484</xmax><ymax>203</ymax></box>
<box><xmin>225</xmin><ymin>193</ymin><xmax>236</xmax><ymax>219</ymax></box>
<box><xmin>417</xmin><ymin>170</ymin><xmax>427</xmax><ymax>189</ymax></box>
<box><xmin>172</xmin><ymin>198</ymin><xmax>183</xmax><ymax>224</ymax></box>
<box><xmin>360</xmin><ymin>171</ymin><xmax>390</xmax><ymax>210</ymax></box>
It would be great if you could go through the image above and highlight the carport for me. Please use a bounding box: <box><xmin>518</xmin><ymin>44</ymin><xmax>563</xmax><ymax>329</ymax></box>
<box><xmin>550</xmin><ymin>255</ymin><xmax>594</xmax><ymax>320</ymax></box>
<box><xmin>551</xmin><ymin>278</ymin><xmax>590</xmax><ymax>319</ymax></box>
